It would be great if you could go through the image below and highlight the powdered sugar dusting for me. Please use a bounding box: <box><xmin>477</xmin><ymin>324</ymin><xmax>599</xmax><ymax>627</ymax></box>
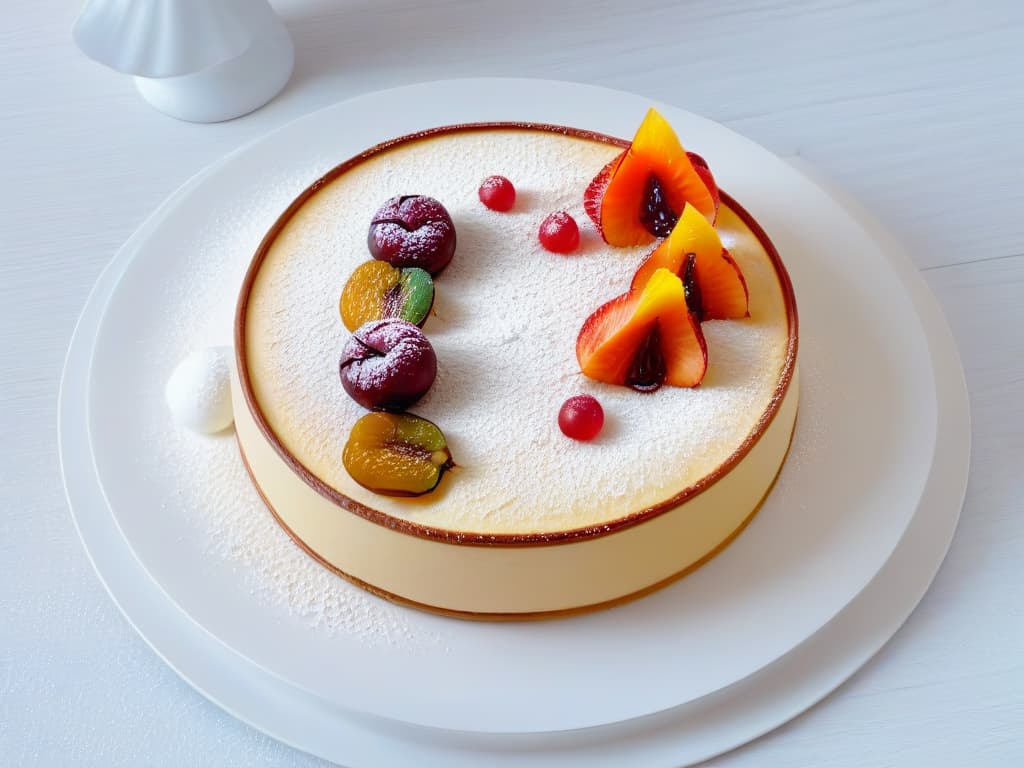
<box><xmin>374</xmin><ymin>220</ymin><xmax>448</xmax><ymax>252</ymax></box>
<box><xmin>137</xmin><ymin>159</ymin><xmax>446</xmax><ymax>647</ymax></box>
<box><xmin>151</xmin><ymin>426</ymin><xmax>442</xmax><ymax>646</ymax></box>
<box><xmin>246</xmin><ymin>130</ymin><xmax>792</xmax><ymax>535</ymax></box>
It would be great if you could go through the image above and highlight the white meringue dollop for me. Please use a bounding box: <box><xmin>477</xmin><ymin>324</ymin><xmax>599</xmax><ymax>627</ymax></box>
<box><xmin>165</xmin><ymin>346</ymin><xmax>234</xmax><ymax>434</ymax></box>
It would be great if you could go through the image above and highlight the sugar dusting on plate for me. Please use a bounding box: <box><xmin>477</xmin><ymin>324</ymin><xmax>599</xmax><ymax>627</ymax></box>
<box><xmin>143</xmin><ymin>165</ymin><xmax>446</xmax><ymax>649</ymax></box>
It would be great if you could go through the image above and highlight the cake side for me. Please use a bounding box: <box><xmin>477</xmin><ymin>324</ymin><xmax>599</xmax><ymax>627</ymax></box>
<box><xmin>230</xmin><ymin>363</ymin><xmax>799</xmax><ymax>614</ymax></box>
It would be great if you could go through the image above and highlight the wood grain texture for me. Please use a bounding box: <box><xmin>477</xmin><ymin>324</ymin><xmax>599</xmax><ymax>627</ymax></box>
<box><xmin>1</xmin><ymin>0</ymin><xmax>1022</xmax><ymax>765</ymax></box>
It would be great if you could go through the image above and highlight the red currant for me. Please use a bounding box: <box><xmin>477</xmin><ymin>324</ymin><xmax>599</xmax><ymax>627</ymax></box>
<box><xmin>478</xmin><ymin>175</ymin><xmax>516</xmax><ymax>212</ymax></box>
<box><xmin>539</xmin><ymin>211</ymin><xmax>580</xmax><ymax>254</ymax></box>
<box><xmin>558</xmin><ymin>395</ymin><xmax>604</xmax><ymax>441</ymax></box>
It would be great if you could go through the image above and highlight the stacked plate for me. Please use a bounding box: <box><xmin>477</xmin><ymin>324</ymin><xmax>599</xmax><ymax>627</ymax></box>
<box><xmin>60</xmin><ymin>79</ymin><xmax>968</xmax><ymax>766</ymax></box>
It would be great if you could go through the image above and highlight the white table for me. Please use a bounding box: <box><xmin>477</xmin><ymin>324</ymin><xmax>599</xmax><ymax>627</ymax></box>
<box><xmin>2</xmin><ymin>1</ymin><xmax>1022</xmax><ymax>765</ymax></box>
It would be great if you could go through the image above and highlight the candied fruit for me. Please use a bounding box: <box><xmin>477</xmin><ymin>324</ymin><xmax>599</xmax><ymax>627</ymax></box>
<box><xmin>478</xmin><ymin>175</ymin><xmax>516</xmax><ymax>211</ymax></box>
<box><xmin>630</xmin><ymin>204</ymin><xmax>749</xmax><ymax>320</ymax></box>
<box><xmin>340</xmin><ymin>319</ymin><xmax>437</xmax><ymax>411</ymax></box>
<box><xmin>577</xmin><ymin>268</ymin><xmax>707</xmax><ymax>390</ymax></box>
<box><xmin>368</xmin><ymin>195</ymin><xmax>456</xmax><ymax>275</ymax></box>
<box><xmin>587</xmin><ymin>108</ymin><xmax>716</xmax><ymax>246</ymax></box>
<box><xmin>539</xmin><ymin>211</ymin><xmax>580</xmax><ymax>254</ymax></box>
<box><xmin>342</xmin><ymin>412</ymin><xmax>454</xmax><ymax>496</ymax></box>
<box><xmin>340</xmin><ymin>260</ymin><xmax>434</xmax><ymax>332</ymax></box>
<box><xmin>558</xmin><ymin>395</ymin><xmax>604</xmax><ymax>441</ymax></box>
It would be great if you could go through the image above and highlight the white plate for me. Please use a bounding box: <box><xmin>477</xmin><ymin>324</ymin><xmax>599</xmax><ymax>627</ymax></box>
<box><xmin>60</xmin><ymin>139</ymin><xmax>969</xmax><ymax>766</ymax></box>
<box><xmin>85</xmin><ymin>79</ymin><xmax>939</xmax><ymax>733</ymax></box>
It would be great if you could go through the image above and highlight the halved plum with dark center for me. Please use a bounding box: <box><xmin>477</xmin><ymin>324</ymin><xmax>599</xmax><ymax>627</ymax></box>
<box><xmin>342</xmin><ymin>411</ymin><xmax>455</xmax><ymax>497</ymax></box>
<box><xmin>340</xmin><ymin>260</ymin><xmax>434</xmax><ymax>332</ymax></box>
<box><xmin>631</xmin><ymin>204</ymin><xmax>749</xmax><ymax>320</ymax></box>
<box><xmin>576</xmin><ymin>267</ymin><xmax>707</xmax><ymax>391</ymax></box>
<box><xmin>583</xmin><ymin>108</ymin><xmax>717</xmax><ymax>246</ymax></box>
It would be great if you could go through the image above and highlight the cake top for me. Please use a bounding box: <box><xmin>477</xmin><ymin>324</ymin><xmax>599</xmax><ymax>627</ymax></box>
<box><xmin>242</xmin><ymin>126</ymin><xmax>792</xmax><ymax>537</ymax></box>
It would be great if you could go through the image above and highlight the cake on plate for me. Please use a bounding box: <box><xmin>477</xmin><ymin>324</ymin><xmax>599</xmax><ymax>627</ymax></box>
<box><xmin>231</xmin><ymin>110</ymin><xmax>799</xmax><ymax>618</ymax></box>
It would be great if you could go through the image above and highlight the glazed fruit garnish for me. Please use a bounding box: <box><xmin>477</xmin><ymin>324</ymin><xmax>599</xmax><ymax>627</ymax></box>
<box><xmin>339</xmin><ymin>319</ymin><xmax>437</xmax><ymax>411</ymax></box>
<box><xmin>478</xmin><ymin>175</ymin><xmax>516</xmax><ymax>211</ymax></box>
<box><xmin>367</xmin><ymin>195</ymin><xmax>456</xmax><ymax>275</ymax></box>
<box><xmin>538</xmin><ymin>211</ymin><xmax>580</xmax><ymax>254</ymax></box>
<box><xmin>630</xmin><ymin>204</ymin><xmax>749</xmax><ymax>320</ymax></box>
<box><xmin>584</xmin><ymin>149</ymin><xmax>715</xmax><ymax>234</ymax></box>
<box><xmin>343</xmin><ymin>411</ymin><xmax>455</xmax><ymax>497</ymax></box>
<box><xmin>577</xmin><ymin>267</ymin><xmax>707</xmax><ymax>390</ymax></box>
<box><xmin>696</xmin><ymin>249</ymin><xmax>748</xmax><ymax>320</ymax></box>
<box><xmin>340</xmin><ymin>260</ymin><xmax>434</xmax><ymax>332</ymax></box>
<box><xmin>584</xmin><ymin>108</ymin><xmax>717</xmax><ymax>246</ymax></box>
<box><xmin>558</xmin><ymin>395</ymin><xmax>604</xmax><ymax>441</ymax></box>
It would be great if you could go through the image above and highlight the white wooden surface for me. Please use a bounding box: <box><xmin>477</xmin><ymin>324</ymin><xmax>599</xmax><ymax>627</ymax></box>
<box><xmin>2</xmin><ymin>0</ymin><xmax>1022</xmax><ymax>764</ymax></box>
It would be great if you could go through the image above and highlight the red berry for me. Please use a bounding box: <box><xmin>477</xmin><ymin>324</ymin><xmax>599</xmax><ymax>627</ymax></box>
<box><xmin>539</xmin><ymin>211</ymin><xmax>580</xmax><ymax>254</ymax></box>
<box><xmin>558</xmin><ymin>395</ymin><xmax>604</xmax><ymax>441</ymax></box>
<box><xmin>478</xmin><ymin>175</ymin><xmax>516</xmax><ymax>212</ymax></box>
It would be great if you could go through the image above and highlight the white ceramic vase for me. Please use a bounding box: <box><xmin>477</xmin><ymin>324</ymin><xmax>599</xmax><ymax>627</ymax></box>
<box><xmin>73</xmin><ymin>0</ymin><xmax>294</xmax><ymax>122</ymax></box>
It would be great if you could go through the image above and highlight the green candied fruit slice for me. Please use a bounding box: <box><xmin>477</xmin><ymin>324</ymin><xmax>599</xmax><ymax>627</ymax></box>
<box><xmin>397</xmin><ymin>267</ymin><xmax>435</xmax><ymax>327</ymax></box>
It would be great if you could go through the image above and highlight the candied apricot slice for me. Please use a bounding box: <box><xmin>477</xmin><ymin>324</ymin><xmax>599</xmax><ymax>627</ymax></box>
<box><xmin>340</xmin><ymin>260</ymin><xmax>434</xmax><ymax>332</ymax></box>
<box><xmin>576</xmin><ymin>268</ymin><xmax>707</xmax><ymax>390</ymax></box>
<box><xmin>630</xmin><ymin>205</ymin><xmax>749</xmax><ymax>320</ymax></box>
<box><xmin>593</xmin><ymin>108</ymin><xmax>717</xmax><ymax>246</ymax></box>
<box><xmin>342</xmin><ymin>412</ymin><xmax>454</xmax><ymax>497</ymax></box>
<box><xmin>698</xmin><ymin>249</ymin><xmax>749</xmax><ymax>320</ymax></box>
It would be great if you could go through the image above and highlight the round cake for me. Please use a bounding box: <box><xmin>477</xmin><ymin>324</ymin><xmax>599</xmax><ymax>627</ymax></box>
<box><xmin>233</xmin><ymin>121</ymin><xmax>798</xmax><ymax>618</ymax></box>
